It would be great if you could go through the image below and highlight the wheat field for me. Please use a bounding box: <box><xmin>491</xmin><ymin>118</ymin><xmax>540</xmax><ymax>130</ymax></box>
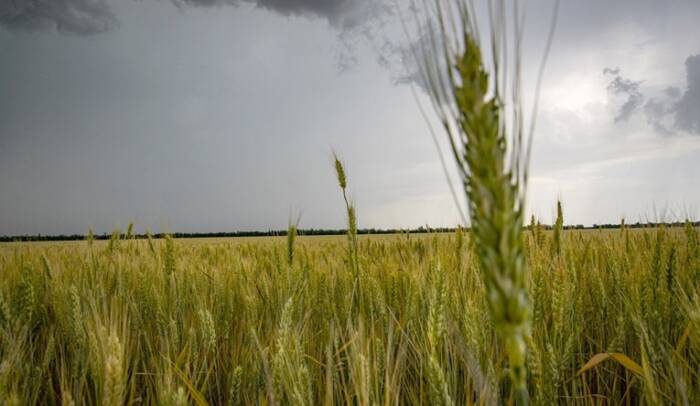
<box><xmin>1</xmin><ymin>2</ymin><xmax>698</xmax><ymax>404</ymax></box>
<box><xmin>0</xmin><ymin>220</ymin><xmax>699</xmax><ymax>405</ymax></box>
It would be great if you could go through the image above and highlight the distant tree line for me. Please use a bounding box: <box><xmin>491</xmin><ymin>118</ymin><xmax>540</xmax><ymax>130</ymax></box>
<box><xmin>0</xmin><ymin>226</ymin><xmax>454</xmax><ymax>242</ymax></box>
<box><xmin>1</xmin><ymin>221</ymin><xmax>698</xmax><ymax>243</ymax></box>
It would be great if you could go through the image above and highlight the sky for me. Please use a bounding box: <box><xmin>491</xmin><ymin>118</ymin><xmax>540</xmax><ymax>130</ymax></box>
<box><xmin>1</xmin><ymin>0</ymin><xmax>699</xmax><ymax>235</ymax></box>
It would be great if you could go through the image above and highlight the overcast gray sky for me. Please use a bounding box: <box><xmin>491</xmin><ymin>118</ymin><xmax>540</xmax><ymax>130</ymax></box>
<box><xmin>1</xmin><ymin>0</ymin><xmax>699</xmax><ymax>235</ymax></box>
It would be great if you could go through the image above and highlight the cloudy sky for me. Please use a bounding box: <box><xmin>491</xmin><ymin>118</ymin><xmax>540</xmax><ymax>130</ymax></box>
<box><xmin>1</xmin><ymin>0</ymin><xmax>699</xmax><ymax>235</ymax></box>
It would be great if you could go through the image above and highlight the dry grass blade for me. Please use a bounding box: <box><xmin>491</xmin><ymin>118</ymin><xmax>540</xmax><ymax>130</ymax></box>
<box><xmin>577</xmin><ymin>353</ymin><xmax>643</xmax><ymax>376</ymax></box>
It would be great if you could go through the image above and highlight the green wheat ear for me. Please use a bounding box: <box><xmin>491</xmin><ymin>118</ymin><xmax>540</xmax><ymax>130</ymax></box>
<box><xmin>553</xmin><ymin>200</ymin><xmax>564</xmax><ymax>255</ymax></box>
<box><xmin>164</xmin><ymin>234</ymin><xmax>176</xmax><ymax>276</ymax></box>
<box><xmin>287</xmin><ymin>213</ymin><xmax>301</xmax><ymax>267</ymax></box>
<box><xmin>333</xmin><ymin>153</ymin><xmax>347</xmax><ymax>190</ymax></box>
<box><xmin>332</xmin><ymin>153</ymin><xmax>360</xmax><ymax>302</ymax></box>
<box><xmin>417</xmin><ymin>1</ymin><xmax>557</xmax><ymax>403</ymax></box>
<box><xmin>454</xmin><ymin>35</ymin><xmax>529</xmax><ymax>402</ymax></box>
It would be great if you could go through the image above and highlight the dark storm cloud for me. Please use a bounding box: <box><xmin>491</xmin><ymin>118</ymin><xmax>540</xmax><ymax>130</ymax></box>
<box><xmin>0</xmin><ymin>0</ymin><xmax>116</xmax><ymax>35</ymax></box>
<box><xmin>176</xmin><ymin>0</ymin><xmax>385</xmax><ymax>29</ymax></box>
<box><xmin>604</xmin><ymin>68</ymin><xmax>644</xmax><ymax>123</ymax></box>
<box><xmin>385</xmin><ymin>27</ymin><xmax>433</xmax><ymax>91</ymax></box>
<box><xmin>675</xmin><ymin>54</ymin><xmax>700</xmax><ymax>134</ymax></box>
<box><xmin>633</xmin><ymin>54</ymin><xmax>700</xmax><ymax>135</ymax></box>
<box><xmin>643</xmin><ymin>96</ymin><xmax>675</xmax><ymax>135</ymax></box>
<box><xmin>0</xmin><ymin>0</ymin><xmax>385</xmax><ymax>35</ymax></box>
<box><xmin>642</xmin><ymin>86</ymin><xmax>681</xmax><ymax>136</ymax></box>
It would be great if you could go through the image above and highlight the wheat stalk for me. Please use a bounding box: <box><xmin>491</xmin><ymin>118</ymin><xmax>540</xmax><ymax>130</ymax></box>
<box><xmin>333</xmin><ymin>153</ymin><xmax>361</xmax><ymax>308</ymax></box>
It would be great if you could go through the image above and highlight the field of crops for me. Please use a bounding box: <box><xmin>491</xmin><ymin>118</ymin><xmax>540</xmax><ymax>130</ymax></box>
<box><xmin>1</xmin><ymin>222</ymin><xmax>699</xmax><ymax>405</ymax></box>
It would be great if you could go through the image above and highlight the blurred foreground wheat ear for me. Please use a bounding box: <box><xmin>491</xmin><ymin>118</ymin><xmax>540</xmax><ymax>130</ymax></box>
<box><xmin>416</xmin><ymin>1</ymin><xmax>558</xmax><ymax>403</ymax></box>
